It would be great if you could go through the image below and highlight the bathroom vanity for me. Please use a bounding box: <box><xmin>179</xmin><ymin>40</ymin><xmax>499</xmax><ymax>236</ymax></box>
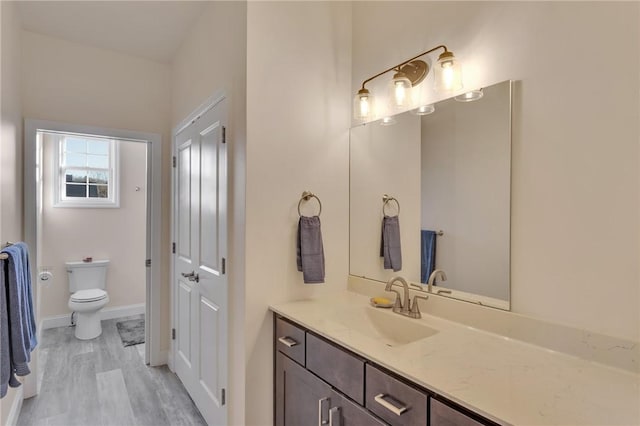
<box><xmin>270</xmin><ymin>291</ymin><xmax>640</xmax><ymax>426</ymax></box>
<box><xmin>274</xmin><ymin>315</ymin><xmax>489</xmax><ymax>426</ymax></box>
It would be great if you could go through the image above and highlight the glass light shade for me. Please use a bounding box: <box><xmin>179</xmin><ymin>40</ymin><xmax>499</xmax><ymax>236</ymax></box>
<box><xmin>413</xmin><ymin>104</ymin><xmax>435</xmax><ymax>115</ymax></box>
<box><xmin>380</xmin><ymin>116</ymin><xmax>397</xmax><ymax>126</ymax></box>
<box><xmin>434</xmin><ymin>51</ymin><xmax>463</xmax><ymax>93</ymax></box>
<box><xmin>353</xmin><ymin>89</ymin><xmax>375</xmax><ymax>121</ymax></box>
<box><xmin>388</xmin><ymin>72</ymin><xmax>412</xmax><ymax>109</ymax></box>
<box><xmin>455</xmin><ymin>89</ymin><xmax>483</xmax><ymax>102</ymax></box>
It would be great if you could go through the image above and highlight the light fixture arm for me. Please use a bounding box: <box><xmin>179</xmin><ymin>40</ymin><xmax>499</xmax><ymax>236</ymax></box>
<box><xmin>359</xmin><ymin>45</ymin><xmax>449</xmax><ymax>91</ymax></box>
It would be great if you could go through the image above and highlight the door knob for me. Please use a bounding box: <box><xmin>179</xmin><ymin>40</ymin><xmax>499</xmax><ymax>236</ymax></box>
<box><xmin>181</xmin><ymin>271</ymin><xmax>200</xmax><ymax>283</ymax></box>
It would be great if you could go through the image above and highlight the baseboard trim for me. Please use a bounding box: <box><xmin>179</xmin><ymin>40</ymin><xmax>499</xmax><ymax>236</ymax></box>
<box><xmin>167</xmin><ymin>348</ymin><xmax>174</xmax><ymax>371</ymax></box>
<box><xmin>40</xmin><ymin>314</ymin><xmax>71</xmax><ymax>330</ymax></box>
<box><xmin>5</xmin><ymin>385</ymin><xmax>24</xmax><ymax>426</ymax></box>
<box><xmin>101</xmin><ymin>303</ymin><xmax>145</xmax><ymax>321</ymax></box>
<box><xmin>156</xmin><ymin>350</ymin><xmax>169</xmax><ymax>367</ymax></box>
<box><xmin>40</xmin><ymin>303</ymin><xmax>146</xmax><ymax>330</ymax></box>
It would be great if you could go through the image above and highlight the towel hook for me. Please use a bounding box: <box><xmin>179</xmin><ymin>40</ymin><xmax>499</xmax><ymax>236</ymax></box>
<box><xmin>298</xmin><ymin>191</ymin><xmax>322</xmax><ymax>217</ymax></box>
<box><xmin>382</xmin><ymin>194</ymin><xmax>400</xmax><ymax>216</ymax></box>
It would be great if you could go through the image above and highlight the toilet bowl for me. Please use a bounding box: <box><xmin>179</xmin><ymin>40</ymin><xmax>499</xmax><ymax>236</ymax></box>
<box><xmin>68</xmin><ymin>290</ymin><xmax>110</xmax><ymax>340</ymax></box>
<box><xmin>66</xmin><ymin>260</ymin><xmax>110</xmax><ymax>340</ymax></box>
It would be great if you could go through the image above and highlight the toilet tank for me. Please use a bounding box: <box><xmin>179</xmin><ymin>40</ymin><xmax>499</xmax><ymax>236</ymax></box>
<box><xmin>66</xmin><ymin>260</ymin><xmax>109</xmax><ymax>292</ymax></box>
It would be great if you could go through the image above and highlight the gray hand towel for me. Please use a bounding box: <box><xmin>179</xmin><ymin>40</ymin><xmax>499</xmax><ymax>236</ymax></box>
<box><xmin>380</xmin><ymin>215</ymin><xmax>402</xmax><ymax>271</ymax></box>
<box><xmin>297</xmin><ymin>216</ymin><xmax>325</xmax><ymax>283</ymax></box>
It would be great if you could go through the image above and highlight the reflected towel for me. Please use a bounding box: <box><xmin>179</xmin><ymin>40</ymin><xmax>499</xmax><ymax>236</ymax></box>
<box><xmin>380</xmin><ymin>215</ymin><xmax>402</xmax><ymax>271</ymax></box>
<box><xmin>297</xmin><ymin>216</ymin><xmax>325</xmax><ymax>283</ymax></box>
<box><xmin>421</xmin><ymin>230</ymin><xmax>437</xmax><ymax>284</ymax></box>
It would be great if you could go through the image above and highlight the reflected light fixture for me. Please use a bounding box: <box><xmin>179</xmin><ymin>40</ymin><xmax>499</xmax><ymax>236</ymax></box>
<box><xmin>380</xmin><ymin>116</ymin><xmax>397</xmax><ymax>126</ymax></box>
<box><xmin>354</xmin><ymin>45</ymin><xmax>462</xmax><ymax>121</ymax></box>
<box><xmin>413</xmin><ymin>104</ymin><xmax>436</xmax><ymax>115</ymax></box>
<box><xmin>455</xmin><ymin>88</ymin><xmax>484</xmax><ymax>102</ymax></box>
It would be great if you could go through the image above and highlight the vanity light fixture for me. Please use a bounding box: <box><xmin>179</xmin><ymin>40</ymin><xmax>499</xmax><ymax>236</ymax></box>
<box><xmin>354</xmin><ymin>45</ymin><xmax>463</xmax><ymax>121</ymax></box>
<box><xmin>455</xmin><ymin>88</ymin><xmax>483</xmax><ymax>102</ymax></box>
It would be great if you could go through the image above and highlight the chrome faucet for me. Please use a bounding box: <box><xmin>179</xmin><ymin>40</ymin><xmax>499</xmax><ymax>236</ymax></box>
<box><xmin>427</xmin><ymin>269</ymin><xmax>447</xmax><ymax>293</ymax></box>
<box><xmin>385</xmin><ymin>276</ymin><xmax>428</xmax><ymax>318</ymax></box>
<box><xmin>385</xmin><ymin>276</ymin><xmax>410</xmax><ymax>314</ymax></box>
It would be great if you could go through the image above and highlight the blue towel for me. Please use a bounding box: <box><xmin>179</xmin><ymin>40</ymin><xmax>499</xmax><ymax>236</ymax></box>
<box><xmin>1</xmin><ymin>243</ymin><xmax>37</xmax><ymax>398</ymax></box>
<box><xmin>380</xmin><ymin>216</ymin><xmax>402</xmax><ymax>271</ymax></box>
<box><xmin>297</xmin><ymin>216</ymin><xmax>325</xmax><ymax>283</ymax></box>
<box><xmin>421</xmin><ymin>230</ymin><xmax>437</xmax><ymax>284</ymax></box>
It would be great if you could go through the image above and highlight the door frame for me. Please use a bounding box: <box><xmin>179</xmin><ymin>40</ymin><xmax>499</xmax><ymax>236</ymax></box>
<box><xmin>169</xmin><ymin>90</ymin><xmax>226</xmax><ymax>372</ymax></box>
<box><xmin>24</xmin><ymin>119</ymin><xmax>164</xmax><ymax>396</ymax></box>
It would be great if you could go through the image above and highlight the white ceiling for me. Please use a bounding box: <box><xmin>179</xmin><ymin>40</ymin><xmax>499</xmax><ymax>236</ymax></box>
<box><xmin>17</xmin><ymin>1</ymin><xmax>208</xmax><ymax>64</ymax></box>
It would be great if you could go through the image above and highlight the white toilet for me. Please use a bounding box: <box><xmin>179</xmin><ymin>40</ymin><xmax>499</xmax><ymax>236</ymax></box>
<box><xmin>66</xmin><ymin>260</ymin><xmax>110</xmax><ymax>340</ymax></box>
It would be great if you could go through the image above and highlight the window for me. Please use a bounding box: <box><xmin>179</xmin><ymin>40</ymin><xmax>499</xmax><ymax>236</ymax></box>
<box><xmin>54</xmin><ymin>134</ymin><xmax>120</xmax><ymax>207</ymax></box>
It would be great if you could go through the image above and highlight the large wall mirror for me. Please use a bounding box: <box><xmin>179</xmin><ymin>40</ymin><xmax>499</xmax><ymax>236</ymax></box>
<box><xmin>350</xmin><ymin>80</ymin><xmax>512</xmax><ymax>310</ymax></box>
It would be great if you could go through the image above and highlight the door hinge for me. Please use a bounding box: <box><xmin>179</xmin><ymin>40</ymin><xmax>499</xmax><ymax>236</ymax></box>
<box><xmin>172</xmin><ymin>156</ymin><xmax>176</xmax><ymax>168</ymax></box>
<box><xmin>221</xmin><ymin>257</ymin><xmax>226</xmax><ymax>275</ymax></box>
<box><xmin>172</xmin><ymin>328</ymin><xmax>175</xmax><ymax>340</ymax></box>
<box><xmin>145</xmin><ymin>259</ymin><xmax>151</xmax><ymax>267</ymax></box>
<box><xmin>221</xmin><ymin>388</ymin><xmax>226</xmax><ymax>406</ymax></box>
<box><xmin>172</xmin><ymin>242</ymin><xmax>176</xmax><ymax>254</ymax></box>
<box><xmin>222</xmin><ymin>126</ymin><xmax>226</xmax><ymax>144</ymax></box>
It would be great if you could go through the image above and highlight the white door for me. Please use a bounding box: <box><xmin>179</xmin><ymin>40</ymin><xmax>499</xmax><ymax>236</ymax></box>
<box><xmin>174</xmin><ymin>97</ymin><xmax>228</xmax><ymax>425</ymax></box>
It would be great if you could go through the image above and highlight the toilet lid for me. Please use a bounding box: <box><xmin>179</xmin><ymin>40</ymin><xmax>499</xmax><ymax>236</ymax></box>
<box><xmin>71</xmin><ymin>289</ymin><xmax>107</xmax><ymax>303</ymax></box>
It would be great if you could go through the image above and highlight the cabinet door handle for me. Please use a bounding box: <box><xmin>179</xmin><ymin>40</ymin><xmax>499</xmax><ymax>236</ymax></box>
<box><xmin>318</xmin><ymin>397</ymin><xmax>330</xmax><ymax>425</ymax></box>
<box><xmin>278</xmin><ymin>336</ymin><xmax>299</xmax><ymax>347</ymax></box>
<box><xmin>374</xmin><ymin>393</ymin><xmax>408</xmax><ymax>416</ymax></box>
<box><xmin>329</xmin><ymin>407</ymin><xmax>341</xmax><ymax>426</ymax></box>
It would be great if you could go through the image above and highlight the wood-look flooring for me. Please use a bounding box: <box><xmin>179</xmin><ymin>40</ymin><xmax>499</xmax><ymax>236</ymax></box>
<box><xmin>17</xmin><ymin>316</ymin><xmax>206</xmax><ymax>426</ymax></box>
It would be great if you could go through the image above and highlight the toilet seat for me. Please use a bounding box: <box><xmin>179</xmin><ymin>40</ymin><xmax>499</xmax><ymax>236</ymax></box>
<box><xmin>71</xmin><ymin>289</ymin><xmax>108</xmax><ymax>303</ymax></box>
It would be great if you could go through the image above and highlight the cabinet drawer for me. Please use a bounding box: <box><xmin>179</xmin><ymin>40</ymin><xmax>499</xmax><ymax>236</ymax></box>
<box><xmin>306</xmin><ymin>333</ymin><xmax>365</xmax><ymax>405</ymax></box>
<box><xmin>430</xmin><ymin>398</ymin><xmax>485</xmax><ymax>426</ymax></box>
<box><xmin>329</xmin><ymin>390</ymin><xmax>386</xmax><ymax>426</ymax></box>
<box><xmin>275</xmin><ymin>316</ymin><xmax>306</xmax><ymax>366</ymax></box>
<box><xmin>365</xmin><ymin>364</ymin><xmax>427</xmax><ymax>426</ymax></box>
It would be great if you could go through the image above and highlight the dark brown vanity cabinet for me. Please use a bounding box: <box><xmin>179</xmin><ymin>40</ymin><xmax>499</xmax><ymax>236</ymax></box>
<box><xmin>430</xmin><ymin>399</ymin><xmax>485</xmax><ymax>426</ymax></box>
<box><xmin>274</xmin><ymin>315</ymin><xmax>495</xmax><ymax>426</ymax></box>
<box><xmin>366</xmin><ymin>364</ymin><xmax>428</xmax><ymax>425</ymax></box>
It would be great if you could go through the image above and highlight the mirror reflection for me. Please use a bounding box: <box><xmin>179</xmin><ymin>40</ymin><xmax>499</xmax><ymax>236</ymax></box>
<box><xmin>349</xmin><ymin>80</ymin><xmax>512</xmax><ymax>309</ymax></box>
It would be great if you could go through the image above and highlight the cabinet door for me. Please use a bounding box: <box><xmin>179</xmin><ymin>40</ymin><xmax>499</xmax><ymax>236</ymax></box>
<box><xmin>329</xmin><ymin>390</ymin><xmax>387</xmax><ymax>426</ymax></box>
<box><xmin>276</xmin><ymin>352</ymin><xmax>332</xmax><ymax>426</ymax></box>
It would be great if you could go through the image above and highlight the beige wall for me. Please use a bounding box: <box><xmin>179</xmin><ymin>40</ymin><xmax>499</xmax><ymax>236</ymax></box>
<box><xmin>21</xmin><ymin>30</ymin><xmax>172</xmax><ymax>351</ymax></box>
<box><xmin>170</xmin><ymin>2</ymin><xmax>247</xmax><ymax>424</ymax></box>
<box><xmin>0</xmin><ymin>1</ymin><xmax>23</xmax><ymax>423</ymax></box>
<box><xmin>246</xmin><ymin>2</ymin><xmax>352</xmax><ymax>424</ymax></box>
<box><xmin>39</xmin><ymin>134</ymin><xmax>146</xmax><ymax>318</ymax></box>
<box><xmin>353</xmin><ymin>2</ymin><xmax>640</xmax><ymax>341</ymax></box>
<box><xmin>1</xmin><ymin>1</ymin><xmax>23</xmax><ymax>243</ymax></box>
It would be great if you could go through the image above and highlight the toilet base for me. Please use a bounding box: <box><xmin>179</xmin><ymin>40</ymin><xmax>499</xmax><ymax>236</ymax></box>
<box><xmin>74</xmin><ymin>310</ymin><xmax>103</xmax><ymax>340</ymax></box>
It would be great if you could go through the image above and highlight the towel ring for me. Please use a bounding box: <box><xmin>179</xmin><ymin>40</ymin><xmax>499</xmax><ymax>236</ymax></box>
<box><xmin>298</xmin><ymin>191</ymin><xmax>322</xmax><ymax>217</ymax></box>
<box><xmin>382</xmin><ymin>194</ymin><xmax>400</xmax><ymax>216</ymax></box>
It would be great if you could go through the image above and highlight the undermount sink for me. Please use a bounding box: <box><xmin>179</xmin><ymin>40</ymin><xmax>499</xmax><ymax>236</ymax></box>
<box><xmin>331</xmin><ymin>305</ymin><xmax>439</xmax><ymax>347</ymax></box>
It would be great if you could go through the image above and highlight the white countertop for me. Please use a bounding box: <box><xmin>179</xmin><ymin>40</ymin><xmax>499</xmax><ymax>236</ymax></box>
<box><xmin>270</xmin><ymin>291</ymin><xmax>640</xmax><ymax>426</ymax></box>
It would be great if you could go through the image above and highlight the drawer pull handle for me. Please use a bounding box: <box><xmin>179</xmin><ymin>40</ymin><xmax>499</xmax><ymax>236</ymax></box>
<box><xmin>278</xmin><ymin>336</ymin><xmax>299</xmax><ymax>347</ymax></box>
<box><xmin>329</xmin><ymin>407</ymin><xmax>341</xmax><ymax>426</ymax></box>
<box><xmin>318</xmin><ymin>397</ymin><xmax>330</xmax><ymax>425</ymax></box>
<box><xmin>374</xmin><ymin>393</ymin><xmax>408</xmax><ymax>416</ymax></box>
